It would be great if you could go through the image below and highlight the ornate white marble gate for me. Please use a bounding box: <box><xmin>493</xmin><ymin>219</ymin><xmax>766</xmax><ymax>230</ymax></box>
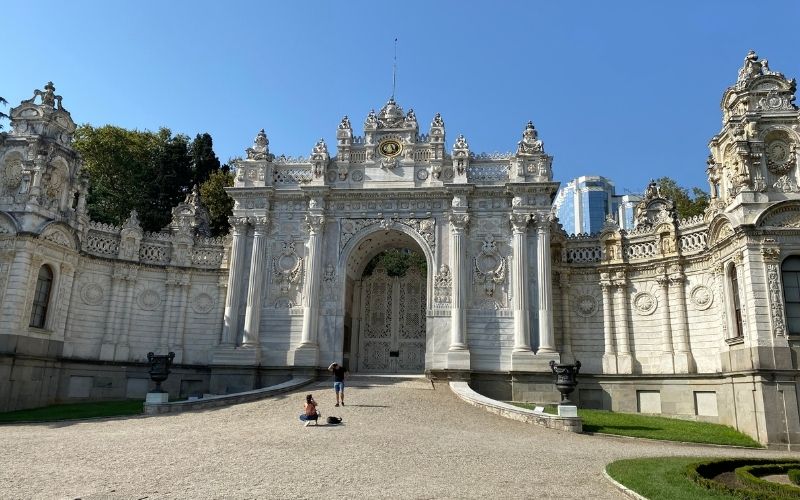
<box><xmin>357</xmin><ymin>266</ymin><xmax>426</xmax><ymax>373</ymax></box>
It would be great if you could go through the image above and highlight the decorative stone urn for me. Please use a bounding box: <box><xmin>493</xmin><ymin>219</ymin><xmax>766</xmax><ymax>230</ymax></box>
<box><xmin>147</xmin><ymin>351</ymin><xmax>175</xmax><ymax>394</ymax></box>
<box><xmin>549</xmin><ymin>360</ymin><xmax>582</xmax><ymax>406</ymax></box>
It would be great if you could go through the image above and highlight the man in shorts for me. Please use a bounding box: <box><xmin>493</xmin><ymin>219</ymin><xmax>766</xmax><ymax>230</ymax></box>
<box><xmin>328</xmin><ymin>362</ymin><xmax>348</xmax><ymax>407</ymax></box>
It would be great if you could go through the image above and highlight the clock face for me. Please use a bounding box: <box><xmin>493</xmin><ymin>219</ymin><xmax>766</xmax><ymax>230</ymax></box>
<box><xmin>379</xmin><ymin>139</ymin><xmax>402</xmax><ymax>158</ymax></box>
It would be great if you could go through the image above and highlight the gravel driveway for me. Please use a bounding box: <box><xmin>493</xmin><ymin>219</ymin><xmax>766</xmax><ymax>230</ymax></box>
<box><xmin>0</xmin><ymin>375</ymin><xmax>794</xmax><ymax>499</ymax></box>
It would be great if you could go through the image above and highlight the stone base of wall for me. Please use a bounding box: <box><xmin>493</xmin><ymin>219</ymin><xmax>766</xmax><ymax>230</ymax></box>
<box><xmin>472</xmin><ymin>371</ymin><xmax>800</xmax><ymax>450</ymax></box>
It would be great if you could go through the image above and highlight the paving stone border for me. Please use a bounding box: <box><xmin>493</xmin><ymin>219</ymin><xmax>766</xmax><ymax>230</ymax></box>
<box><xmin>449</xmin><ymin>380</ymin><xmax>582</xmax><ymax>433</ymax></box>
<box><xmin>143</xmin><ymin>376</ymin><xmax>314</xmax><ymax>415</ymax></box>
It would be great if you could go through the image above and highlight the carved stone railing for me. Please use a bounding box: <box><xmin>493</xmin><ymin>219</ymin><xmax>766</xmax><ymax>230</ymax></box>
<box><xmin>678</xmin><ymin>227</ymin><xmax>708</xmax><ymax>254</ymax></box>
<box><xmin>413</xmin><ymin>148</ymin><xmax>433</xmax><ymax>162</ymax></box>
<box><xmin>678</xmin><ymin>214</ymin><xmax>705</xmax><ymax>229</ymax></box>
<box><xmin>272</xmin><ymin>165</ymin><xmax>312</xmax><ymax>185</ymax></box>
<box><xmin>472</xmin><ymin>151</ymin><xmax>513</xmax><ymax>160</ymax></box>
<box><xmin>467</xmin><ymin>163</ymin><xmax>509</xmax><ymax>183</ymax></box>
<box><xmin>562</xmin><ymin>235</ymin><xmax>602</xmax><ymax>264</ymax></box>
<box><xmin>623</xmin><ymin>238</ymin><xmax>658</xmax><ymax>260</ymax></box>
<box><xmin>349</xmin><ymin>149</ymin><xmax>367</xmax><ymax>163</ymax></box>
<box><xmin>82</xmin><ymin>222</ymin><xmax>226</xmax><ymax>269</ymax></box>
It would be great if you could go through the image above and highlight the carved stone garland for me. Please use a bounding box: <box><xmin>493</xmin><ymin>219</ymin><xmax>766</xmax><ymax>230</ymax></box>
<box><xmin>472</xmin><ymin>235</ymin><xmax>506</xmax><ymax>309</ymax></box>
<box><xmin>762</xmin><ymin>247</ymin><xmax>786</xmax><ymax>337</ymax></box>
<box><xmin>272</xmin><ymin>240</ymin><xmax>303</xmax><ymax>307</ymax></box>
<box><xmin>433</xmin><ymin>264</ymin><xmax>452</xmax><ymax>308</ymax></box>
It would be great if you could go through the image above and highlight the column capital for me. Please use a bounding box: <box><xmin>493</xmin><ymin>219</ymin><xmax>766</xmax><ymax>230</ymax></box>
<box><xmin>228</xmin><ymin>216</ymin><xmax>249</xmax><ymax>234</ymax></box>
<box><xmin>449</xmin><ymin>212</ymin><xmax>470</xmax><ymax>233</ymax></box>
<box><xmin>509</xmin><ymin>212</ymin><xmax>532</xmax><ymax>233</ymax></box>
<box><xmin>761</xmin><ymin>246</ymin><xmax>781</xmax><ymax>263</ymax></box>
<box><xmin>248</xmin><ymin>215</ymin><xmax>270</xmax><ymax>233</ymax></box>
<box><xmin>304</xmin><ymin>214</ymin><xmax>326</xmax><ymax>234</ymax></box>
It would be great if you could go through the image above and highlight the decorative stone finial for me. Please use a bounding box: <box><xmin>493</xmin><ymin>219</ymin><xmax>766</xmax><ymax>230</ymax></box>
<box><xmin>246</xmin><ymin>129</ymin><xmax>273</xmax><ymax>161</ymax></box>
<box><xmin>22</xmin><ymin>81</ymin><xmax>64</xmax><ymax>110</ymax></box>
<box><xmin>122</xmin><ymin>210</ymin><xmax>141</xmax><ymax>231</ymax></box>
<box><xmin>516</xmin><ymin>121</ymin><xmax>543</xmax><ymax>155</ymax></box>
<box><xmin>453</xmin><ymin>134</ymin><xmax>469</xmax><ymax>152</ymax></box>
<box><xmin>338</xmin><ymin>115</ymin><xmax>351</xmax><ymax>130</ymax></box>
<box><xmin>431</xmin><ymin>112</ymin><xmax>444</xmax><ymax>128</ymax></box>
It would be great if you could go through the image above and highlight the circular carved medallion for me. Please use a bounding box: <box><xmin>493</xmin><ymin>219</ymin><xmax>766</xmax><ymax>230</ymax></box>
<box><xmin>351</xmin><ymin>170</ymin><xmax>363</xmax><ymax>182</ymax></box>
<box><xmin>191</xmin><ymin>293</ymin><xmax>215</xmax><ymax>314</ymax></box>
<box><xmin>81</xmin><ymin>283</ymin><xmax>104</xmax><ymax>306</ymax></box>
<box><xmin>442</xmin><ymin>167</ymin><xmax>454</xmax><ymax>180</ymax></box>
<box><xmin>633</xmin><ymin>292</ymin><xmax>657</xmax><ymax>316</ymax></box>
<box><xmin>378</xmin><ymin>139</ymin><xmax>402</xmax><ymax>158</ymax></box>
<box><xmin>690</xmin><ymin>285</ymin><xmax>713</xmax><ymax>310</ymax></box>
<box><xmin>325</xmin><ymin>170</ymin><xmax>338</xmax><ymax>183</ymax></box>
<box><xmin>575</xmin><ymin>295</ymin><xmax>598</xmax><ymax>317</ymax></box>
<box><xmin>137</xmin><ymin>290</ymin><xmax>161</xmax><ymax>311</ymax></box>
<box><xmin>416</xmin><ymin>168</ymin><xmax>429</xmax><ymax>180</ymax></box>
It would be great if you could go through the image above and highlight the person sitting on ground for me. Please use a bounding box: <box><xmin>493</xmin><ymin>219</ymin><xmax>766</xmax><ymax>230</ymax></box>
<box><xmin>299</xmin><ymin>394</ymin><xmax>320</xmax><ymax>427</ymax></box>
<box><xmin>328</xmin><ymin>362</ymin><xmax>349</xmax><ymax>407</ymax></box>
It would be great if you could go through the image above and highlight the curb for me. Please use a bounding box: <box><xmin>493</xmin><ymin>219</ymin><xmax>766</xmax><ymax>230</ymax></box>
<box><xmin>602</xmin><ymin>468</ymin><xmax>649</xmax><ymax>500</ymax></box>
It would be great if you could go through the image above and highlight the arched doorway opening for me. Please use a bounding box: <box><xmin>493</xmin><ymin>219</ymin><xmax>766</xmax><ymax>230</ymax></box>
<box><xmin>342</xmin><ymin>228</ymin><xmax>430</xmax><ymax>373</ymax></box>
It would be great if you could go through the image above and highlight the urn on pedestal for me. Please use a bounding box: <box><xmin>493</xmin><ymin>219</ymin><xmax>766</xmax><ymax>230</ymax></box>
<box><xmin>146</xmin><ymin>351</ymin><xmax>175</xmax><ymax>403</ymax></box>
<box><xmin>549</xmin><ymin>360</ymin><xmax>582</xmax><ymax>406</ymax></box>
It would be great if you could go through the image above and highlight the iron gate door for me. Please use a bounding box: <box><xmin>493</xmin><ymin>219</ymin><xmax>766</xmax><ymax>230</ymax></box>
<box><xmin>358</xmin><ymin>267</ymin><xmax>426</xmax><ymax>373</ymax></box>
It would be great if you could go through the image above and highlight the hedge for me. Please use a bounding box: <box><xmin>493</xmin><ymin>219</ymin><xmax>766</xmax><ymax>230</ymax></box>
<box><xmin>735</xmin><ymin>463</ymin><xmax>800</xmax><ymax>499</ymax></box>
<box><xmin>685</xmin><ymin>458</ymin><xmax>800</xmax><ymax>500</ymax></box>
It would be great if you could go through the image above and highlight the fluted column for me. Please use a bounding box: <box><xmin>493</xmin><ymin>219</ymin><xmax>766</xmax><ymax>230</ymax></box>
<box><xmin>670</xmin><ymin>269</ymin><xmax>695</xmax><ymax>373</ymax></box>
<box><xmin>114</xmin><ymin>266</ymin><xmax>138</xmax><ymax>361</ymax></box>
<box><xmin>510</xmin><ymin>213</ymin><xmax>532</xmax><ymax>352</ymax></box>
<box><xmin>99</xmin><ymin>267</ymin><xmax>125</xmax><ymax>360</ymax></box>
<box><xmin>300</xmin><ymin>213</ymin><xmax>325</xmax><ymax>346</ymax></box>
<box><xmin>536</xmin><ymin>216</ymin><xmax>556</xmax><ymax>354</ymax></box>
<box><xmin>448</xmin><ymin>212</ymin><xmax>470</xmax><ymax>351</ymax></box>
<box><xmin>159</xmin><ymin>278</ymin><xmax>176</xmax><ymax>352</ymax></box>
<box><xmin>221</xmin><ymin>217</ymin><xmax>249</xmax><ymax>346</ymax></box>
<box><xmin>656</xmin><ymin>274</ymin><xmax>675</xmax><ymax>373</ymax></box>
<box><xmin>600</xmin><ymin>279</ymin><xmax>617</xmax><ymax>373</ymax></box>
<box><xmin>243</xmin><ymin>216</ymin><xmax>269</xmax><ymax>347</ymax></box>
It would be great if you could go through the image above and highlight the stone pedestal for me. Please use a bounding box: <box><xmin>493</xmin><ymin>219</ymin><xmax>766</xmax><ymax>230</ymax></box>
<box><xmin>617</xmin><ymin>353</ymin><xmax>634</xmax><ymax>374</ymax></box>
<box><xmin>146</xmin><ymin>392</ymin><xmax>169</xmax><ymax>404</ymax></box>
<box><xmin>602</xmin><ymin>354</ymin><xmax>618</xmax><ymax>374</ymax></box>
<box><xmin>557</xmin><ymin>405</ymin><xmax>578</xmax><ymax>418</ymax></box>
<box><xmin>446</xmin><ymin>350</ymin><xmax>471</xmax><ymax>370</ymax></box>
<box><xmin>510</xmin><ymin>350</ymin><xmax>537</xmax><ymax>371</ymax></box>
<box><xmin>210</xmin><ymin>346</ymin><xmax>260</xmax><ymax>366</ymax></box>
<box><xmin>99</xmin><ymin>343</ymin><xmax>115</xmax><ymax>361</ymax></box>
<box><xmin>673</xmin><ymin>352</ymin><xmax>696</xmax><ymax>373</ymax></box>
<box><xmin>291</xmin><ymin>344</ymin><xmax>319</xmax><ymax>367</ymax></box>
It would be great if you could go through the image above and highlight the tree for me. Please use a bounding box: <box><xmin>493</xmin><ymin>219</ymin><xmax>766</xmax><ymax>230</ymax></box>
<box><xmin>0</xmin><ymin>97</ymin><xmax>8</xmax><ymax>130</ymax></box>
<box><xmin>199</xmin><ymin>169</ymin><xmax>235</xmax><ymax>236</ymax></box>
<box><xmin>653</xmin><ymin>177</ymin><xmax>709</xmax><ymax>219</ymax></box>
<box><xmin>189</xmin><ymin>133</ymin><xmax>222</xmax><ymax>186</ymax></box>
<box><xmin>73</xmin><ymin>125</ymin><xmax>195</xmax><ymax>232</ymax></box>
<box><xmin>363</xmin><ymin>248</ymin><xmax>427</xmax><ymax>277</ymax></box>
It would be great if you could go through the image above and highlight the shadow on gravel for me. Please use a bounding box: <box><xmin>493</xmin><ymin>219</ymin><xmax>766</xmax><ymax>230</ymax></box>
<box><xmin>343</xmin><ymin>404</ymin><xmax>391</xmax><ymax>408</ymax></box>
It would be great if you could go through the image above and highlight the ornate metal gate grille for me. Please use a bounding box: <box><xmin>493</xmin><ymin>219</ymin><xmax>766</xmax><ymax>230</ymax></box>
<box><xmin>358</xmin><ymin>266</ymin><xmax>426</xmax><ymax>373</ymax></box>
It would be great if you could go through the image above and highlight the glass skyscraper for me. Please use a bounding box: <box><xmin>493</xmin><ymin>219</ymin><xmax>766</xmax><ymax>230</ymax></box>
<box><xmin>552</xmin><ymin>175</ymin><xmax>641</xmax><ymax>235</ymax></box>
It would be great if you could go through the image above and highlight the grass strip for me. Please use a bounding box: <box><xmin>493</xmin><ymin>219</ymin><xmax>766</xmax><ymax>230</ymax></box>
<box><xmin>0</xmin><ymin>400</ymin><xmax>143</xmax><ymax>423</ymax></box>
<box><xmin>606</xmin><ymin>457</ymin><xmax>735</xmax><ymax>500</ymax></box>
<box><xmin>511</xmin><ymin>403</ymin><xmax>761</xmax><ymax>447</ymax></box>
<box><xmin>789</xmin><ymin>468</ymin><xmax>800</xmax><ymax>486</ymax></box>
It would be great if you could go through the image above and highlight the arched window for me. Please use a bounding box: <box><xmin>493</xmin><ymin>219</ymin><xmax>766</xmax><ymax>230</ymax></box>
<box><xmin>728</xmin><ymin>263</ymin><xmax>743</xmax><ymax>338</ymax></box>
<box><xmin>781</xmin><ymin>256</ymin><xmax>800</xmax><ymax>335</ymax></box>
<box><xmin>29</xmin><ymin>265</ymin><xmax>53</xmax><ymax>329</ymax></box>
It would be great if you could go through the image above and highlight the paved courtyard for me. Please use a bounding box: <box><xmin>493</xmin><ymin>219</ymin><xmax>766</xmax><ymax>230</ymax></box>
<box><xmin>0</xmin><ymin>376</ymin><xmax>795</xmax><ymax>499</ymax></box>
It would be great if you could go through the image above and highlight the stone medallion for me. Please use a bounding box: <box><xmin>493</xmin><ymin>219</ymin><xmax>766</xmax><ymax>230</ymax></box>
<box><xmin>633</xmin><ymin>292</ymin><xmax>657</xmax><ymax>316</ymax></box>
<box><xmin>325</xmin><ymin>170</ymin><xmax>338</xmax><ymax>183</ymax></box>
<box><xmin>416</xmin><ymin>168</ymin><xmax>429</xmax><ymax>181</ymax></box>
<box><xmin>351</xmin><ymin>170</ymin><xmax>364</xmax><ymax>182</ymax></box>
<box><xmin>80</xmin><ymin>283</ymin><xmax>104</xmax><ymax>306</ymax></box>
<box><xmin>690</xmin><ymin>285</ymin><xmax>714</xmax><ymax>310</ymax></box>
<box><xmin>137</xmin><ymin>289</ymin><xmax>161</xmax><ymax>311</ymax></box>
<box><xmin>191</xmin><ymin>293</ymin><xmax>215</xmax><ymax>314</ymax></box>
<box><xmin>575</xmin><ymin>294</ymin><xmax>598</xmax><ymax>317</ymax></box>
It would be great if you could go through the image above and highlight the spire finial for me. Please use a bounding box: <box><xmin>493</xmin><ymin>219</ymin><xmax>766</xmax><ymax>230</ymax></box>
<box><xmin>392</xmin><ymin>38</ymin><xmax>398</xmax><ymax>100</ymax></box>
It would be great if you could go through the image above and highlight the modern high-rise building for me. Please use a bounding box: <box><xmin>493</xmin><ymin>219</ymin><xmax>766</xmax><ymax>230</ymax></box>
<box><xmin>553</xmin><ymin>175</ymin><xmax>641</xmax><ymax>234</ymax></box>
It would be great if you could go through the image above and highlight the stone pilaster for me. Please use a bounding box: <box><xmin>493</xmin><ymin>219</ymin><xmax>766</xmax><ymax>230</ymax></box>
<box><xmin>536</xmin><ymin>216</ymin><xmax>556</xmax><ymax>355</ymax></box>
<box><xmin>669</xmin><ymin>268</ymin><xmax>695</xmax><ymax>373</ymax></box>
<box><xmin>159</xmin><ymin>278</ymin><xmax>176</xmax><ymax>352</ymax></box>
<box><xmin>510</xmin><ymin>212</ymin><xmax>536</xmax><ymax>370</ymax></box>
<box><xmin>656</xmin><ymin>273</ymin><xmax>675</xmax><ymax>373</ymax></box>
<box><xmin>613</xmin><ymin>277</ymin><xmax>633</xmax><ymax>374</ymax></box>
<box><xmin>243</xmin><ymin>216</ymin><xmax>269</xmax><ymax>348</ymax></box>
<box><xmin>600</xmin><ymin>278</ymin><xmax>617</xmax><ymax>374</ymax></box>
<box><xmin>558</xmin><ymin>269</ymin><xmax>574</xmax><ymax>363</ymax></box>
<box><xmin>114</xmin><ymin>265</ymin><xmax>138</xmax><ymax>362</ymax></box>
<box><xmin>221</xmin><ymin>217</ymin><xmax>248</xmax><ymax>346</ymax></box>
<box><xmin>295</xmin><ymin>212</ymin><xmax>325</xmax><ymax>366</ymax></box>
<box><xmin>170</xmin><ymin>271</ymin><xmax>190</xmax><ymax>362</ymax></box>
<box><xmin>447</xmin><ymin>211</ymin><xmax>470</xmax><ymax>370</ymax></box>
<box><xmin>99</xmin><ymin>266</ymin><xmax>124</xmax><ymax>360</ymax></box>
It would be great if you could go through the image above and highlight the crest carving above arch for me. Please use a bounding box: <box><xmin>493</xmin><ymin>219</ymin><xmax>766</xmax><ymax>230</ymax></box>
<box><xmin>755</xmin><ymin>201</ymin><xmax>800</xmax><ymax>229</ymax></box>
<box><xmin>0</xmin><ymin>211</ymin><xmax>19</xmax><ymax>235</ymax></box>
<box><xmin>707</xmin><ymin>215</ymin><xmax>735</xmax><ymax>246</ymax></box>
<box><xmin>39</xmin><ymin>222</ymin><xmax>79</xmax><ymax>250</ymax></box>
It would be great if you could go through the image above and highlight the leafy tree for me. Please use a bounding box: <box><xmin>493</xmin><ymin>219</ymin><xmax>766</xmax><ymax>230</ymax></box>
<box><xmin>199</xmin><ymin>169</ymin><xmax>235</xmax><ymax>236</ymax></box>
<box><xmin>73</xmin><ymin>125</ymin><xmax>195</xmax><ymax>232</ymax></box>
<box><xmin>190</xmin><ymin>133</ymin><xmax>222</xmax><ymax>186</ymax></box>
<box><xmin>653</xmin><ymin>177</ymin><xmax>709</xmax><ymax>219</ymax></box>
<box><xmin>363</xmin><ymin>249</ymin><xmax>427</xmax><ymax>277</ymax></box>
<box><xmin>0</xmin><ymin>96</ymin><xmax>8</xmax><ymax>130</ymax></box>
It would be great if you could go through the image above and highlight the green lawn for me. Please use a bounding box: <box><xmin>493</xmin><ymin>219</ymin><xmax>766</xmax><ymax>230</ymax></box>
<box><xmin>606</xmin><ymin>457</ymin><xmax>737</xmax><ymax>500</ymax></box>
<box><xmin>0</xmin><ymin>400</ymin><xmax>143</xmax><ymax>423</ymax></box>
<box><xmin>512</xmin><ymin>403</ymin><xmax>761</xmax><ymax>447</ymax></box>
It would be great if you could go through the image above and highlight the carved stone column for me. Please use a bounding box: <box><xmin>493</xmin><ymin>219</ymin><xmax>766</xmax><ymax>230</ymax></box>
<box><xmin>296</xmin><ymin>212</ymin><xmax>325</xmax><ymax>366</ymax></box>
<box><xmin>170</xmin><ymin>272</ymin><xmax>190</xmax><ymax>362</ymax></box>
<box><xmin>510</xmin><ymin>213</ymin><xmax>532</xmax><ymax>352</ymax></box>
<box><xmin>243</xmin><ymin>216</ymin><xmax>269</xmax><ymax>348</ymax></box>
<box><xmin>447</xmin><ymin>211</ymin><xmax>471</xmax><ymax>370</ymax></box>
<box><xmin>536</xmin><ymin>216</ymin><xmax>556</xmax><ymax>355</ymax></box>
<box><xmin>114</xmin><ymin>266</ymin><xmax>138</xmax><ymax>362</ymax></box>
<box><xmin>656</xmin><ymin>273</ymin><xmax>675</xmax><ymax>373</ymax></box>
<box><xmin>614</xmin><ymin>273</ymin><xmax>633</xmax><ymax>374</ymax></box>
<box><xmin>221</xmin><ymin>217</ymin><xmax>249</xmax><ymax>346</ymax></box>
<box><xmin>669</xmin><ymin>269</ymin><xmax>695</xmax><ymax>373</ymax></box>
<box><xmin>159</xmin><ymin>277</ymin><xmax>177</xmax><ymax>352</ymax></box>
<box><xmin>600</xmin><ymin>276</ymin><xmax>617</xmax><ymax>373</ymax></box>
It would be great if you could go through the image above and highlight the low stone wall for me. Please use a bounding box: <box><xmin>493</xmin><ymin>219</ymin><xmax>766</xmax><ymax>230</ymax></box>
<box><xmin>449</xmin><ymin>381</ymin><xmax>582</xmax><ymax>433</ymax></box>
<box><xmin>143</xmin><ymin>376</ymin><xmax>314</xmax><ymax>415</ymax></box>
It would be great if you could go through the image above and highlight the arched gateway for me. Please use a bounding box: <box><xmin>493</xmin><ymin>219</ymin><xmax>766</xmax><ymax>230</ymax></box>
<box><xmin>218</xmin><ymin>97</ymin><xmax>560</xmax><ymax>376</ymax></box>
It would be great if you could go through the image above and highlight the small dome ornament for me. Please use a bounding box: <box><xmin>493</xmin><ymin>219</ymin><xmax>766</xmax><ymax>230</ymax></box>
<box><xmin>246</xmin><ymin>129</ymin><xmax>274</xmax><ymax>161</ymax></box>
<box><xmin>516</xmin><ymin>121</ymin><xmax>543</xmax><ymax>155</ymax></box>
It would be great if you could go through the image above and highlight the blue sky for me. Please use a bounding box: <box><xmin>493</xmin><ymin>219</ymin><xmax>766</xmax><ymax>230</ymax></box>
<box><xmin>3</xmin><ymin>1</ymin><xmax>798</xmax><ymax>195</ymax></box>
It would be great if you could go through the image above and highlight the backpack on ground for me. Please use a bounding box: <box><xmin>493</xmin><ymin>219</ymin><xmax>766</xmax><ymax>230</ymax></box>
<box><xmin>327</xmin><ymin>416</ymin><xmax>342</xmax><ymax>425</ymax></box>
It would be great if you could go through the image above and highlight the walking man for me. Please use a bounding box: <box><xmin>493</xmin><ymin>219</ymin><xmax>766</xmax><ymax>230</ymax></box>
<box><xmin>328</xmin><ymin>362</ymin><xmax>348</xmax><ymax>407</ymax></box>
